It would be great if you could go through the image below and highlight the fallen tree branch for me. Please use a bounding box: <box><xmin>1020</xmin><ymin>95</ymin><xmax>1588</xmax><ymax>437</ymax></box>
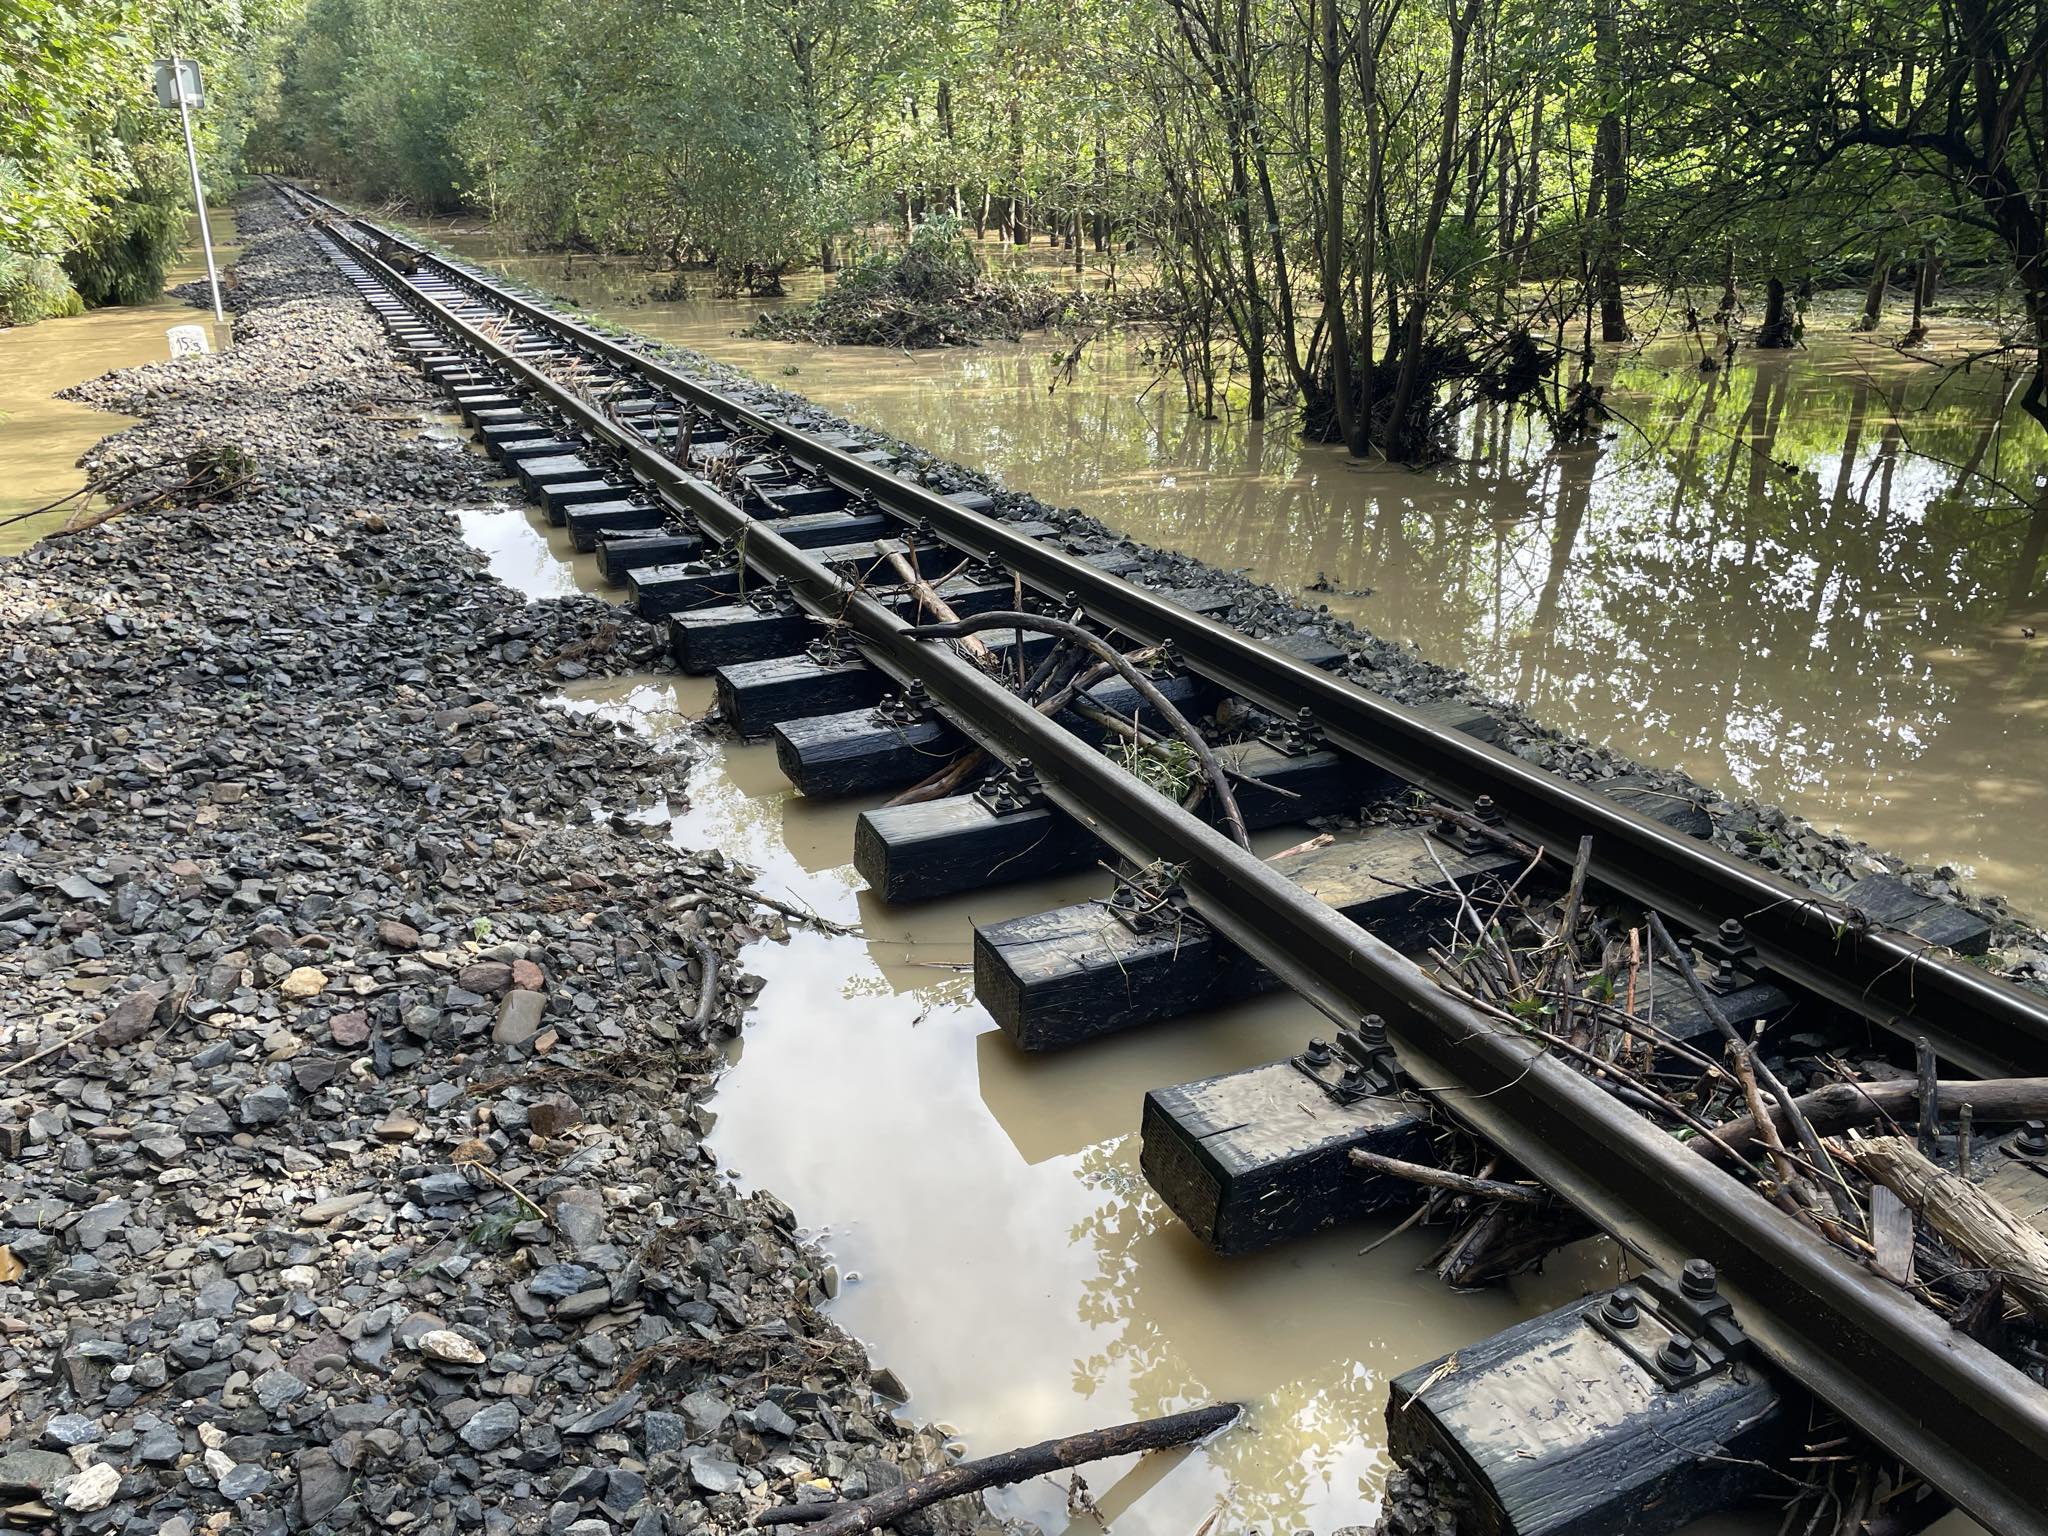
<box><xmin>898</xmin><ymin>612</ymin><xmax>1248</xmax><ymax>848</ymax></box>
<box><xmin>1838</xmin><ymin>1135</ymin><xmax>2048</xmax><ymax>1315</ymax></box>
<box><xmin>1349</xmin><ymin>1147</ymin><xmax>1547</xmax><ymax>1205</ymax></box>
<box><xmin>688</xmin><ymin>939</ymin><xmax>720</xmax><ymax>1031</ymax></box>
<box><xmin>1648</xmin><ymin>913</ymin><xmax>1855</xmax><ymax>1222</ymax></box>
<box><xmin>884</xmin><ymin>550</ymin><xmax>989</xmax><ymax>658</ymax></box>
<box><xmin>754</xmin><ymin>1402</ymin><xmax>1241</xmax><ymax>1535</ymax></box>
<box><xmin>1698</xmin><ymin>1076</ymin><xmax>2048</xmax><ymax>1161</ymax></box>
<box><xmin>880</xmin><ymin>644</ymin><xmax>1158</xmax><ymax>809</ymax></box>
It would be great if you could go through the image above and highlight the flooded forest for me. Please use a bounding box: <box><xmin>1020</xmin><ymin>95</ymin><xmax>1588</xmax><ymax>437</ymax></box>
<box><xmin>10</xmin><ymin>0</ymin><xmax>2048</xmax><ymax>906</ymax></box>
<box><xmin>6</xmin><ymin>2</ymin><xmax>2048</xmax><ymax>1535</ymax></box>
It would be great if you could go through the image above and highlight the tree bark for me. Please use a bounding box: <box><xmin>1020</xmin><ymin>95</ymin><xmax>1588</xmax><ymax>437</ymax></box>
<box><xmin>1861</xmin><ymin>245</ymin><xmax>1890</xmax><ymax>330</ymax></box>
<box><xmin>1513</xmin><ymin>85</ymin><xmax>1543</xmax><ymax>276</ymax></box>
<box><xmin>1350</xmin><ymin>1147</ymin><xmax>1546</xmax><ymax>1203</ymax></box>
<box><xmin>1591</xmin><ymin>0</ymin><xmax>1628</xmax><ymax>340</ymax></box>
<box><xmin>1321</xmin><ymin>0</ymin><xmax>1366</xmax><ymax>455</ymax></box>
<box><xmin>1757</xmin><ymin>276</ymin><xmax>1795</xmax><ymax>346</ymax></box>
<box><xmin>1843</xmin><ymin>1136</ymin><xmax>2048</xmax><ymax>1315</ymax></box>
<box><xmin>1905</xmin><ymin>240</ymin><xmax>1937</xmax><ymax>341</ymax></box>
<box><xmin>1384</xmin><ymin>0</ymin><xmax>1482</xmax><ymax>456</ymax></box>
<box><xmin>1700</xmin><ymin>1076</ymin><xmax>2048</xmax><ymax>1161</ymax></box>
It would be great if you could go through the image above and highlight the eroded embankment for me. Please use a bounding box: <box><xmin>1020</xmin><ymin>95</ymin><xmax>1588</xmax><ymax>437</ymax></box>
<box><xmin>0</xmin><ymin>194</ymin><xmax>980</xmax><ymax>1534</ymax></box>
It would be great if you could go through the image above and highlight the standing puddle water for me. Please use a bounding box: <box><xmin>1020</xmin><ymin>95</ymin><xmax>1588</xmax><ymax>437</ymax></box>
<box><xmin>552</xmin><ymin>663</ymin><xmax>1614</xmax><ymax>1534</ymax></box>
<box><xmin>442</xmin><ymin>483</ymin><xmax>1610</xmax><ymax>1530</ymax></box>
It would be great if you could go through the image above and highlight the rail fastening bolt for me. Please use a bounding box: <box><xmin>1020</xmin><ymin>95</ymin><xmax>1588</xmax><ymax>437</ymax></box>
<box><xmin>2021</xmin><ymin>1121</ymin><xmax>2048</xmax><ymax>1156</ymax></box>
<box><xmin>1719</xmin><ymin>918</ymin><xmax>1745</xmax><ymax>944</ymax></box>
<box><xmin>1304</xmin><ymin>1038</ymin><xmax>1332</xmax><ymax>1066</ymax></box>
<box><xmin>1681</xmin><ymin>1259</ymin><xmax>1719</xmax><ymax>1299</ymax></box>
<box><xmin>1358</xmin><ymin>1014</ymin><xmax>1387</xmax><ymax>1047</ymax></box>
<box><xmin>1603</xmin><ymin>1287</ymin><xmax>1640</xmax><ymax>1329</ymax></box>
<box><xmin>1658</xmin><ymin>1335</ymin><xmax>1699</xmax><ymax>1374</ymax></box>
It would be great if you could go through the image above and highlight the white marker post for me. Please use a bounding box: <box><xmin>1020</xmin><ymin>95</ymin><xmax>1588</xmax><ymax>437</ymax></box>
<box><xmin>154</xmin><ymin>56</ymin><xmax>225</xmax><ymax>325</ymax></box>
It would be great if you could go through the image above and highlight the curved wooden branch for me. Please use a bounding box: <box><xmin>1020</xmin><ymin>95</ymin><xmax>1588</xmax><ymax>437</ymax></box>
<box><xmin>898</xmin><ymin>612</ymin><xmax>1249</xmax><ymax>848</ymax></box>
<box><xmin>757</xmin><ymin>1402</ymin><xmax>1242</xmax><ymax>1536</ymax></box>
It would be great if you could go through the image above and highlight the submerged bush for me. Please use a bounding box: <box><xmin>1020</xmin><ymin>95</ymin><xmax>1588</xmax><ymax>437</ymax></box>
<box><xmin>64</xmin><ymin>191</ymin><xmax>187</xmax><ymax>309</ymax></box>
<box><xmin>751</xmin><ymin>217</ymin><xmax>1103</xmax><ymax>348</ymax></box>
<box><xmin>0</xmin><ymin>250</ymin><xmax>85</xmax><ymax>324</ymax></box>
<box><xmin>59</xmin><ymin>138</ymin><xmax>194</xmax><ymax>309</ymax></box>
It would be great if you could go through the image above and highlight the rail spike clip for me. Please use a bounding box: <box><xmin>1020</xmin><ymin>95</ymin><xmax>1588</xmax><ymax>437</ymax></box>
<box><xmin>871</xmin><ymin>680</ymin><xmax>932</xmax><ymax>728</ymax></box>
<box><xmin>974</xmin><ymin>758</ymin><xmax>1047</xmax><ymax>817</ymax></box>
<box><xmin>1290</xmin><ymin>1015</ymin><xmax>1401</xmax><ymax>1104</ymax></box>
<box><xmin>1105</xmin><ymin>862</ymin><xmax>1196</xmax><ymax>936</ymax></box>
<box><xmin>1586</xmin><ymin>1261</ymin><xmax>1750</xmax><ymax>1390</ymax></box>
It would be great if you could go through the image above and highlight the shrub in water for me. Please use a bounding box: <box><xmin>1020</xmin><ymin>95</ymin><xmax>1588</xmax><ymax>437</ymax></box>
<box><xmin>0</xmin><ymin>249</ymin><xmax>85</xmax><ymax>325</ymax></box>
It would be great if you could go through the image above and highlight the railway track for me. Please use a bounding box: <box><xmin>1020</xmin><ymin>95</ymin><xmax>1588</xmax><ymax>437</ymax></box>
<box><xmin>272</xmin><ymin>180</ymin><xmax>2048</xmax><ymax>1534</ymax></box>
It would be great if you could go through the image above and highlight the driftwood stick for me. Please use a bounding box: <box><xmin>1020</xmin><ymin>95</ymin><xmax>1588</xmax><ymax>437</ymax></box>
<box><xmin>1728</xmin><ymin>1043</ymin><xmax>1805</xmax><ymax>1212</ymax></box>
<box><xmin>1647</xmin><ymin>914</ymin><xmax>1852</xmax><ymax>1218</ymax></box>
<box><xmin>1840</xmin><ymin>1135</ymin><xmax>2048</xmax><ymax>1315</ymax></box>
<box><xmin>900</xmin><ymin>612</ymin><xmax>1249</xmax><ymax>849</ymax></box>
<box><xmin>1916</xmin><ymin>1037</ymin><xmax>1940</xmax><ymax>1151</ymax></box>
<box><xmin>885</xmin><ymin>551</ymin><xmax>989</xmax><ymax>658</ymax></box>
<box><xmin>1349</xmin><ymin>1148</ymin><xmax>1547</xmax><ymax>1205</ymax></box>
<box><xmin>1417</xmin><ymin>801</ymin><xmax>1540</xmax><ymax>859</ymax></box>
<box><xmin>1702</xmin><ymin>1077</ymin><xmax>2048</xmax><ymax>1160</ymax></box>
<box><xmin>1555</xmin><ymin>834</ymin><xmax>1594</xmax><ymax>950</ymax></box>
<box><xmin>880</xmin><ymin>646</ymin><xmax>1157</xmax><ymax>809</ymax></box>
<box><xmin>688</xmin><ymin>939</ymin><xmax>720</xmax><ymax>1032</ymax></box>
<box><xmin>882</xmin><ymin>748</ymin><xmax>988</xmax><ymax>808</ymax></box>
<box><xmin>759</xmin><ymin>1403</ymin><xmax>1242</xmax><ymax>1536</ymax></box>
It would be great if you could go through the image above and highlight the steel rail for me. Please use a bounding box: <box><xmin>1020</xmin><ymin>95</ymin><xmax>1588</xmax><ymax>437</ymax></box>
<box><xmin>292</xmin><ymin>190</ymin><xmax>2048</xmax><ymax>1533</ymax></box>
<box><xmin>286</xmin><ymin>182</ymin><xmax>2048</xmax><ymax>1082</ymax></box>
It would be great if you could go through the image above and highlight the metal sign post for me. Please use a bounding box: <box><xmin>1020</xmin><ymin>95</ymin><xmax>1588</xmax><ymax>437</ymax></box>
<box><xmin>154</xmin><ymin>57</ymin><xmax>225</xmax><ymax>325</ymax></box>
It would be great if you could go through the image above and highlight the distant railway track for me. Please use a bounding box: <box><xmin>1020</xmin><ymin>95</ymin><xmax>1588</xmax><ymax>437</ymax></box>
<box><xmin>274</xmin><ymin>179</ymin><xmax>2048</xmax><ymax>1535</ymax></box>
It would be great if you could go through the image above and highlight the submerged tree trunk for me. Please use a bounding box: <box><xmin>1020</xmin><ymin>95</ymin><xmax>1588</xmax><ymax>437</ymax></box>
<box><xmin>1715</xmin><ymin>243</ymin><xmax>1738</xmax><ymax>323</ymax></box>
<box><xmin>1513</xmin><ymin>85</ymin><xmax>1543</xmax><ymax>276</ymax></box>
<box><xmin>1092</xmin><ymin>131</ymin><xmax>1109</xmax><ymax>251</ymax></box>
<box><xmin>1356</xmin><ymin>0</ymin><xmax>1386</xmax><ymax>441</ymax></box>
<box><xmin>1756</xmin><ymin>276</ymin><xmax>1796</xmax><ymax>346</ymax></box>
<box><xmin>1321</xmin><ymin>0</ymin><xmax>1366</xmax><ymax>455</ymax></box>
<box><xmin>1384</xmin><ymin>0</ymin><xmax>1481</xmax><ymax>456</ymax></box>
<box><xmin>1592</xmin><ymin>0</ymin><xmax>1628</xmax><ymax>340</ymax></box>
<box><xmin>1905</xmin><ymin>241</ymin><xmax>1937</xmax><ymax>342</ymax></box>
<box><xmin>1861</xmin><ymin>246</ymin><xmax>1890</xmax><ymax>330</ymax></box>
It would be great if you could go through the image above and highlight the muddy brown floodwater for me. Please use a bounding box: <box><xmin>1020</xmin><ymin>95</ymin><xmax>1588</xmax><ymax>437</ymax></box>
<box><xmin>418</xmin><ymin>217</ymin><xmax>2048</xmax><ymax>926</ymax></box>
<box><xmin>0</xmin><ymin>212</ymin><xmax>239</xmax><ymax>552</ymax></box>
<box><xmin>424</xmin><ymin>445</ymin><xmax>1607</xmax><ymax>1533</ymax></box>
<box><xmin>557</xmin><ymin>667</ymin><xmax>1620</xmax><ymax>1536</ymax></box>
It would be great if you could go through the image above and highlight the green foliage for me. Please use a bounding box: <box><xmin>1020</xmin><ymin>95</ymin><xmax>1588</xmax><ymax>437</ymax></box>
<box><xmin>63</xmin><ymin>139</ymin><xmax>188</xmax><ymax>306</ymax></box>
<box><xmin>0</xmin><ymin>249</ymin><xmax>83</xmax><ymax>323</ymax></box>
<box><xmin>753</xmin><ymin>215</ymin><xmax>1101</xmax><ymax>345</ymax></box>
<box><xmin>63</xmin><ymin>190</ymin><xmax>185</xmax><ymax>306</ymax></box>
<box><xmin>880</xmin><ymin>215</ymin><xmax>981</xmax><ymax>303</ymax></box>
<box><xmin>1</xmin><ymin>0</ymin><xmax>293</xmax><ymax>324</ymax></box>
<box><xmin>1109</xmin><ymin>737</ymin><xmax>1201</xmax><ymax>802</ymax></box>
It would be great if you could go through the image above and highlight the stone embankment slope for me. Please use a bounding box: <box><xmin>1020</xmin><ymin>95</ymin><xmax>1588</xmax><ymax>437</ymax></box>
<box><xmin>0</xmin><ymin>195</ymin><xmax>968</xmax><ymax>1535</ymax></box>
